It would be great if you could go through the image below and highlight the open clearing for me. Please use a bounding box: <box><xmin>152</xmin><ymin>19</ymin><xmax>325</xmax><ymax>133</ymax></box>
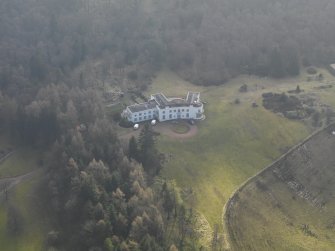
<box><xmin>0</xmin><ymin>171</ymin><xmax>48</xmax><ymax>251</ymax></box>
<box><xmin>0</xmin><ymin>136</ymin><xmax>47</xmax><ymax>251</ymax></box>
<box><xmin>226</xmin><ymin>124</ymin><xmax>335</xmax><ymax>251</ymax></box>
<box><xmin>0</xmin><ymin>148</ymin><xmax>40</xmax><ymax>178</ymax></box>
<box><xmin>144</xmin><ymin>68</ymin><xmax>335</xmax><ymax>248</ymax></box>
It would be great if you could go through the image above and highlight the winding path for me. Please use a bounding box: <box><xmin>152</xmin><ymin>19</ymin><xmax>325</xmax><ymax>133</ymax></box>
<box><xmin>0</xmin><ymin>170</ymin><xmax>38</xmax><ymax>193</ymax></box>
<box><xmin>0</xmin><ymin>150</ymin><xmax>16</xmax><ymax>164</ymax></box>
<box><xmin>0</xmin><ymin>149</ymin><xmax>38</xmax><ymax>201</ymax></box>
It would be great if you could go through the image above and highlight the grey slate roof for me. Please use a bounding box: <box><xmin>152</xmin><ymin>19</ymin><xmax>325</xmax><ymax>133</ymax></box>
<box><xmin>152</xmin><ymin>92</ymin><xmax>201</xmax><ymax>108</ymax></box>
<box><xmin>128</xmin><ymin>100</ymin><xmax>157</xmax><ymax>113</ymax></box>
<box><xmin>127</xmin><ymin>91</ymin><xmax>202</xmax><ymax>113</ymax></box>
<box><xmin>186</xmin><ymin>92</ymin><xmax>200</xmax><ymax>104</ymax></box>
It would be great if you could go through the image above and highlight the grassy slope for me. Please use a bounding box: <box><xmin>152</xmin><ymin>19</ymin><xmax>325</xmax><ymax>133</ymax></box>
<box><xmin>228</xmin><ymin>126</ymin><xmax>335</xmax><ymax>251</ymax></box>
<box><xmin>0</xmin><ymin>135</ymin><xmax>47</xmax><ymax>251</ymax></box>
<box><xmin>0</xmin><ymin>148</ymin><xmax>40</xmax><ymax>178</ymax></box>
<box><xmin>147</xmin><ymin>70</ymin><xmax>312</xmax><ymax>246</ymax></box>
<box><xmin>224</xmin><ymin>70</ymin><xmax>335</xmax><ymax>250</ymax></box>
<box><xmin>0</xmin><ymin>171</ymin><xmax>48</xmax><ymax>251</ymax></box>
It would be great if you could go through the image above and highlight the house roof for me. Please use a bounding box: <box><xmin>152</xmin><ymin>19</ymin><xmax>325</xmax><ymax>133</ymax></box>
<box><xmin>186</xmin><ymin>92</ymin><xmax>200</xmax><ymax>104</ymax></box>
<box><xmin>152</xmin><ymin>92</ymin><xmax>201</xmax><ymax>108</ymax></box>
<box><xmin>151</xmin><ymin>93</ymin><xmax>169</xmax><ymax>106</ymax></box>
<box><xmin>128</xmin><ymin>100</ymin><xmax>158</xmax><ymax>113</ymax></box>
<box><xmin>127</xmin><ymin>91</ymin><xmax>202</xmax><ymax>113</ymax></box>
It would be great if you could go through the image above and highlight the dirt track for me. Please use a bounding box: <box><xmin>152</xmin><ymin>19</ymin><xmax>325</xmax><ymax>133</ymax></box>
<box><xmin>0</xmin><ymin>150</ymin><xmax>16</xmax><ymax>164</ymax></box>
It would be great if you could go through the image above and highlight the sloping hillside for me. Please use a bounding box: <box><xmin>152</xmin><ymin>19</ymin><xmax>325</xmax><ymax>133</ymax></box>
<box><xmin>225</xmin><ymin>124</ymin><xmax>335</xmax><ymax>250</ymax></box>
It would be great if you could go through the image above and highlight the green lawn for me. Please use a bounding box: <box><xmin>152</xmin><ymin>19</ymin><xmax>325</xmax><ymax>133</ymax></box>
<box><xmin>0</xmin><ymin>148</ymin><xmax>40</xmax><ymax>178</ymax></box>
<box><xmin>0</xmin><ymin>135</ymin><xmax>47</xmax><ymax>251</ymax></box>
<box><xmin>227</xmin><ymin>127</ymin><xmax>335</xmax><ymax>251</ymax></box>
<box><xmin>0</xmin><ymin>171</ymin><xmax>48</xmax><ymax>251</ymax></box>
<box><xmin>157</xmin><ymin>96</ymin><xmax>309</xmax><ymax>227</ymax></box>
<box><xmin>116</xmin><ymin>67</ymin><xmax>335</xmax><ymax>248</ymax></box>
<box><xmin>145</xmin><ymin>69</ymin><xmax>335</xmax><ymax>247</ymax></box>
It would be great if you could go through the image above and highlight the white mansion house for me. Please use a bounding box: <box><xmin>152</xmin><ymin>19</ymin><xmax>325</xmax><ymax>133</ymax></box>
<box><xmin>122</xmin><ymin>92</ymin><xmax>204</xmax><ymax>123</ymax></box>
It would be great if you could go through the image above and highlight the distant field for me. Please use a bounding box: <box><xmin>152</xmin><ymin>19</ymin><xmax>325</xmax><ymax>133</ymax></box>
<box><xmin>226</xmin><ymin>125</ymin><xmax>335</xmax><ymax>251</ymax></box>
<box><xmin>0</xmin><ymin>135</ymin><xmax>46</xmax><ymax>251</ymax></box>
<box><xmin>0</xmin><ymin>148</ymin><xmax>40</xmax><ymax>178</ymax></box>
<box><xmin>0</xmin><ymin>171</ymin><xmax>48</xmax><ymax>251</ymax></box>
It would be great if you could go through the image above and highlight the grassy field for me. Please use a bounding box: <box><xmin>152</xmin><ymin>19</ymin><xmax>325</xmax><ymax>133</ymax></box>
<box><xmin>0</xmin><ymin>171</ymin><xmax>48</xmax><ymax>251</ymax></box>
<box><xmin>145</xmin><ymin>70</ymin><xmax>330</xmax><ymax>247</ymax></box>
<box><xmin>223</xmin><ymin>69</ymin><xmax>335</xmax><ymax>250</ymax></box>
<box><xmin>0</xmin><ymin>148</ymin><xmax>40</xmax><ymax>178</ymax></box>
<box><xmin>0</xmin><ymin>134</ymin><xmax>47</xmax><ymax>251</ymax></box>
<box><xmin>226</xmin><ymin>125</ymin><xmax>335</xmax><ymax>251</ymax></box>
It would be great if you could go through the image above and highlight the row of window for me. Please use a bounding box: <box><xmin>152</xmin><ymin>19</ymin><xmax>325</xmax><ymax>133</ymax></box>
<box><xmin>162</xmin><ymin>108</ymin><xmax>190</xmax><ymax>114</ymax></box>
<box><xmin>132</xmin><ymin>108</ymin><xmax>202</xmax><ymax>120</ymax></box>
<box><xmin>135</xmin><ymin>110</ymin><xmax>157</xmax><ymax>117</ymax></box>
<box><xmin>134</xmin><ymin>114</ymin><xmax>155</xmax><ymax>122</ymax></box>
<box><xmin>162</xmin><ymin>113</ymin><xmax>190</xmax><ymax>120</ymax></box>
<box><xmin>134</xmin><ymin>111</ymin><xmax>194</xmax><ymax>121</ymax></box>
<box><xmin>132</xmin><ymin>106</ymin><xmax>202</xmax><ymax>117</ymax></box>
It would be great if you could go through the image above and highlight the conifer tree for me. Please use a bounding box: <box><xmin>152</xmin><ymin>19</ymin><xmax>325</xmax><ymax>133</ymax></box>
<box><xmin>128</xmin><ymin>136</ymin><xmax>139</xmax><ymax>161</ymax></box>
<box><xmin>138</xmin><ymin>124</ymin><xmax>161</xmax><ymax>176</ymax></box>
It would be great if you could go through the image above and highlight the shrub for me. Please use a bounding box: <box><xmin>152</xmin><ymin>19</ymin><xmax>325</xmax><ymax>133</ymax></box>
<box><xmin>127</xmin><ymin>71</ymin><xmax>138</xmax><ymax>81</ymax></box>
<box><xmin>285</xmin><ymin>110</ymin><xmax>300</xmax><ymax>119</ymax></box>
<box><xmin>252</xmin><ymin>102</ymin><xmax>258</xmax><ymax>108</ymax></box>
<box><xmin>239</xmin><ymin>84</ymin><xmax>248</xmax><ymax>93</ymax></box>
<box><xmin>306</xmin><ymin>67</ymin><xmax>317</xmax><ymax>75</ymax></box>
<box><xmin>312</xmin><ymin>111</ymin><xmax>321</xmax><ymax>127</ymax></box>
<box><xmin>262</xmin><ymin>92</ymin><xmax>273</xmax><ymax>98</ymax></box>
<box><xmin>119</xmin><ymin>118</ymin><xmax>134</xmax><ymax>128</ymax></box>
<box><xmin>47</xmin><ymin>230</ymin><xmax>60</xmax><ymax>246</ymax></box>
<box><xmin>296</xmin><ymin>85</ymin><xmax>301</xmax><ymax>93</ymax></box>
<box><xmin>112</xmin><ymin>113</ymin><xmax>122</xmax><ymax>122</ymax></box>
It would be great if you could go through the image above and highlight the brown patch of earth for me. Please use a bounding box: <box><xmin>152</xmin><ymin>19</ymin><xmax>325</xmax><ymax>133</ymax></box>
<box><xmin>154</xmin><ymin>121</ymin><xmax>198</xmax><ymax>139</ymax></box>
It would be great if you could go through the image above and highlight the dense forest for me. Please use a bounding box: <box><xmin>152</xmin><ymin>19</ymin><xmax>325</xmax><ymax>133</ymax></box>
<box><xmin>1</xmin><ymin>0</ymin><xmax>335</xmax><ymax>95</ymax></box>
<box><xmin>1</xmin><ymin>0</ymin><xmax>335</xmax><ymax>250</ymax></box>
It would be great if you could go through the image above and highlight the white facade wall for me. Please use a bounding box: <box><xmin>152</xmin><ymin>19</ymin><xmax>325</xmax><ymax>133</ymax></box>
<box><xmin>128</xmin><ymin>108</ymin><xmax>158</xmax><ymax>123</ymax></box>
<box><xmin>157</xmin><ymin>104</ymin><xmax>203</xmax><ymax>121</ymax></box>
<box><xmin>126</xmin><ymin>104</ymin><xmax>203</xmax><ymax>123</ymax></box>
